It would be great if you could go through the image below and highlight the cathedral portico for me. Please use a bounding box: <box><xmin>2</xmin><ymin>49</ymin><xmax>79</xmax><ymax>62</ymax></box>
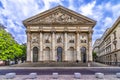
<box><xmin>23</xmin><ymin>5</ymin><xmax>96</xmax><ymax>63</ymax></box>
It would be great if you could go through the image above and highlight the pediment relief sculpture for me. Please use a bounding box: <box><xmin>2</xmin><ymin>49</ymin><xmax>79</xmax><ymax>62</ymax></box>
<box><xmin>23</xmin><ymin>5</ymin><xmax>96</xmax><ymax>27</ymax></box>
<box><xmin>28</xmin><ymin>11</ymin><xmax>89</xmax><ymax>24</ymax></box>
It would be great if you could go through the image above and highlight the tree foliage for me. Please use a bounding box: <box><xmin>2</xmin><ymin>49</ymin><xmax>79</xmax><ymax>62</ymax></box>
<box><xmin>92</xmin><ymin>52</ymin><xmax>97</xmax><ymax>61</ymax></box>
<box><xmin>0</xmin><ymin>27</ymin><xmax>26</xmax><ymax>61</ymax></box>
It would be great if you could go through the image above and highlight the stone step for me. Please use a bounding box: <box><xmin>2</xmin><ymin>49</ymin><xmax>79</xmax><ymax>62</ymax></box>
<box><xmin>12</xmin><ymin>62</ymin><xmax>89</xmax><ymax>67</ymax></box>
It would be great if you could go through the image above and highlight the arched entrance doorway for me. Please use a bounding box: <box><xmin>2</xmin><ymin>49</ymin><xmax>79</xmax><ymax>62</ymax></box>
<box><xmin>81</xmin><ymin>47</ymin><xmax>86</xmax><ymax>63</ymax></box>
<box><xmin>57</xmin><ymin>47</ymin><xmax>62</xmax><ymax>62</ymax></box>
<box><xmin>33</xmin><ymin>47</ymin><xmax>38</xmax><ymax>62</ymax></box>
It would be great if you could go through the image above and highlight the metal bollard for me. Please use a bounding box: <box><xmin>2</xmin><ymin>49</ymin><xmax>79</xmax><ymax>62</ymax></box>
<box><xmin>52</xmin><ymin>73</ymin><xmax>59</xmax><ymax>79</ymax></box>
<box><xmin>116</xmin><ymin>73</ymin><xmax>120</xmax><ymax>78</ymax></box>
<box><xmin>5</xmin><ymin>73</ymin><xmax>16</xmax><ymax>79</ymax></box>
<box><xmin>74</xmin><ymin>72</ymin><xmax>81</xmax><ymax>79</ymax></box>
<box><xmin>28</xmin><ymin>73</ymin><xmax>37</xmax><ymax>79</ymax></box>
<box><xmin>95</xmin><ymin>72</ymin><xmax>104</xmax><ymax>79</ymax></box>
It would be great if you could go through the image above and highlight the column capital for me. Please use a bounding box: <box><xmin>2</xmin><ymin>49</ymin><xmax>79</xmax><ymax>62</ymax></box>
<box><xmin>39</xmin><ymin>30</ymin><xmax>43</xmax><ymax>33</ymax></box>
<box><xmin>51</xmin><ymin>31</ymin><xmax>56</xmax><ymax>33</ymax></box>
<box><xmin>76</xmin><ymin>31</ymin><xmax>80</xmax><ymax>33</ymax></box>
<box><xmin>88</xmin><ymin>30</ymin><xmax>93</xmax><ymax>34</ymax></box>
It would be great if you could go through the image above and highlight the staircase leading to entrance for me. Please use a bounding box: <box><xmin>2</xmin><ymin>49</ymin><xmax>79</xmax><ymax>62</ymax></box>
<box><xmin>12</xmin><ymin>62</ymin><xmax>89</xmax><ymax>67</ymax></box>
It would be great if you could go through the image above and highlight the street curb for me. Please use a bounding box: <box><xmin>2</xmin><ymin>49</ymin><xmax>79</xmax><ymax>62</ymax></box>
<box><xmin>0</xmin><ymin>66</ymin><xmax>119</xmax><ymax>70</ymax></box>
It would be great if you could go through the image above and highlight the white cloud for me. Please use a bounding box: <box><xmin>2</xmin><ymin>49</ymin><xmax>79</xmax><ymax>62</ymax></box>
<box><xmin>79</xmin><ymin>0</ymin><xmax>96</xmax><ymax>16</ymax></box>
<box><xmin>42</xmin><ymin>0</ymin><xmax>63</xmax><ymax>11</ymax></box>
<box><xmin>104</xmin><ymin>2</ymin><xmax>111</xmax><ymax>11</ymax></box>
<box><xmin>111</xmin><ymin>4</ymin><xmax>120</xmax><ymax>19</ymax></box>
<box><xmin>16</xmin><ymin>34</ymin><xmax>27</xmax><ymax>44</ymax></box>
<box><xmin>68</xmin><ymin>0</ymin><xmax>75</xmax><ymax>10</ymax></box>
<box><xmin>103</xmin><ymin>17</ymin><xmax>113</xmax><ymax>28</ymax></box>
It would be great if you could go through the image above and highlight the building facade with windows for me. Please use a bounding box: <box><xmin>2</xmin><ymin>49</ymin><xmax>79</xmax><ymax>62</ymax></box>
<box><xmin>93</xmin><ymin>16</ymin><xmax>120</xmax><ymax>65</ymax></box>
<box><xmin>23</xmin><ymin>6</ymin><xmax>96</xmax><ymax>63</ymax></box>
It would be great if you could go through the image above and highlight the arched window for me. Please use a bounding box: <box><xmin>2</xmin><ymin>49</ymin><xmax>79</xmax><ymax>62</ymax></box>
<box><xmin>57</xmin><ymin>47</ymin><xmax>62</xmax><ymax>62</ymax></box>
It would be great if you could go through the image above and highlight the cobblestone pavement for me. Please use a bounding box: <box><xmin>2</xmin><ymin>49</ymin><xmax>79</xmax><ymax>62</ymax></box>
<box><xmin>0</xmin><ymin>75</ymin><xmax>120</xmax><ymax>80</ymax></box>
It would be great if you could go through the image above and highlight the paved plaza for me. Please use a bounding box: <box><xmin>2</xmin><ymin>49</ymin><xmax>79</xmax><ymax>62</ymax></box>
<box><xmin>0</xmin><ymin>75</ymin><xmax>120</xmax><ymax>80</ymax></box>
<box><xmin>0</xmin><ymin>62</ymin><xmax>120</xmax><ymax>80</ymax></box>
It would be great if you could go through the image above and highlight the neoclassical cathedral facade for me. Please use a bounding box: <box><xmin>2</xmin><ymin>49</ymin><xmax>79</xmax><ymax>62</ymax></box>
<box><xmin>23</xmin><ymin>6</ymin><xmax>96</xmax><ymax>63</ymax></box>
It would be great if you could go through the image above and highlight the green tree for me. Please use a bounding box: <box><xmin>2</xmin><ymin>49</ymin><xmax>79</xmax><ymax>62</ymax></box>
<box><xmin>92</xmin><ymin>52</ymin><xmax>97</xmax><ymax>61</ymax></box>
<box><xmin>0</xmin><ymin>25</ymin><xmax>26</xmax><ymax>64</ymax></box>
<box><xmin>0</xmin><ymin>29</ymin><xmax>16</xmax><ymax>60</ymax></box>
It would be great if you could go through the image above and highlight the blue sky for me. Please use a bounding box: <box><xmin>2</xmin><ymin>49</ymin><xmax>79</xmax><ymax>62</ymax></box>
<box><xmin>0</xmin><ymin>0</ymin><xmax>120</xmax><ymax>44</ymax></box>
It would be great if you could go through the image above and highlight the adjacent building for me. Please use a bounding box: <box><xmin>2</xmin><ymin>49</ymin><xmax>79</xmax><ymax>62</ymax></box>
<box><xmin>93</xmin><ymin>16</ymin><xmax>120</xmax><ymax>66</ymax></box>
<box><xmin>23</xmin><ymin>5</ymin><xmax>96</xmax><ymax>63</ymax></box>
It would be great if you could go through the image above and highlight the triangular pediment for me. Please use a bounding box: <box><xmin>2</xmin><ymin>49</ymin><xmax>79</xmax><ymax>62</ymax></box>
<box><xmin>23</xmin><ymin>5</ymin><xmax>96</xmax><ymax>27</ymax></box>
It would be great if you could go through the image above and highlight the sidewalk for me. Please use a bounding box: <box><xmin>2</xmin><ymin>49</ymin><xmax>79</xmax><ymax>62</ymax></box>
<box><xmin>0</xmin><ymin>66</ymin><xmax>119</xmax><ymax>70</ymax></box>
<box><xmin>0</xmin><ymin>62</ymin><xmax>118</xmax><ymax>70</ymax></box>
<box><xmin>91</xmin><ymin>62</ymin><xmax>114</xmax><ymax>67</ymax></box>
<box><xmin>0</xmin><ymin>75</ymin><xmax>119</xmax><ymax>80</ymax></box>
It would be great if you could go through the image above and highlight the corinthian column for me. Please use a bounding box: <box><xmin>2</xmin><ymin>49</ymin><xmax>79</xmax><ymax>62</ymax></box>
<box><xmin>64</xmin><ymin>32</ymin><xmax>67</xmax><ymax>61</ymax></box>
<box><xmin>39</xmin><ymin>32</ymin><xmax>43</xmax><ymax>61</ymax></box>
<box><xmin>26</xmin><ymin>32</ymin><xmax>31</xmax><ymax>62</ymax></box>
<box><xmin>88</xmin><ymin>32</ymin><xmax>93</xmax><ymax>62</ymax></box>
<box><xmin>77</xmin><ymin>32</ymin><xmax>81</xmax><ymax>61</ymax></box>
<box><xmin>52</xmin><ymin>32</ymin><xmax>56</xmax><ymax>61</ymax></box>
